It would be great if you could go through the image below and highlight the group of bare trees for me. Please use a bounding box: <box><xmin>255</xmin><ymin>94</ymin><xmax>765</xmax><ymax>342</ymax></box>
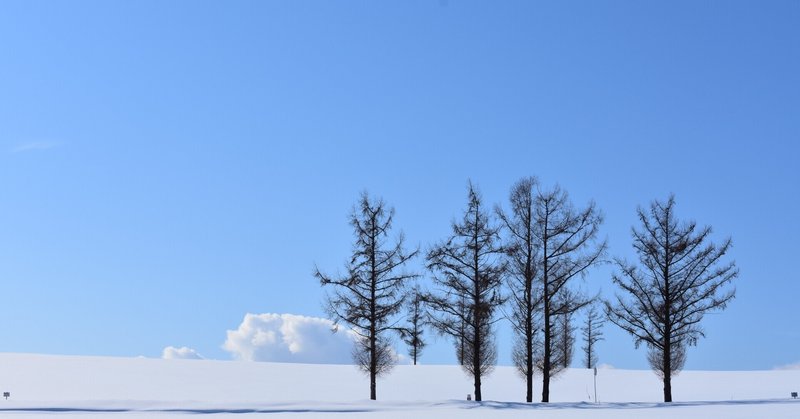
<box><xmin>496</xmin><ymin>178</ymin><xmax>605</xmax><ymax>402</ymax></box>
<box><xmin>314</xmin><ymin>179</ymin><xmax>738</xmax><ymax>403</ymax></box>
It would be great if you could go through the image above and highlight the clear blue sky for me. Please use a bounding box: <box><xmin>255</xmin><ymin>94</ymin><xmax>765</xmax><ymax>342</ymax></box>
<box><xmin>1</xmin><ymin>1</ymin><xmax>798</xmax><ymax>371</ymax></box>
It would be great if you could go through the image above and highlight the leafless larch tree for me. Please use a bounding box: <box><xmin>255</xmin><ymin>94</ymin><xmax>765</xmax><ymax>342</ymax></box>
<box><xmin>533</xmin><ymin>184</ymin><xmax>606</xmax><ymax>403</ymax></box>
<box><xmin>315</xmin><ymin>192</ymin><xmax>419</xmax><ymax>400</ymax></box>
<box><xmin>497</xmin><ymin>177</ymin><xmax>544</xmax><ymax>403</ymax></box>
<box><xmin>552</xmin><ymin>287</ymin><xmax>579</xmax><ymax>371</ymax></box>
<box><xmin>424</xmin><ymin>182</ymin><xmax>506</xmax><ymax>402</ymax></box>
<box><xmin>581</xmin><ymin>303</ymin><xmax>605</xmax><ymax>369</ymax></box>
<box><xmin>605</xmin><ymin>195</ymin><xmax>738</xmax><ymax>402</ymax></box>
<box><xmin>399</xmin><ymin>286</ymin><xmax>427</xmax><ymax>365</ymax></box>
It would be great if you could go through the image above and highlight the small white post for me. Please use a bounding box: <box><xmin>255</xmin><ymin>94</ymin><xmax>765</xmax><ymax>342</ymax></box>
<box><xmin>593</xmin><ymin>367</ymin><xmax>598</xmax><ymax>404</ymax></box>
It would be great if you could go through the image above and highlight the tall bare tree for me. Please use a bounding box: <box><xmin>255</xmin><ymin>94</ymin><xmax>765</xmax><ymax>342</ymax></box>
<box><xmin>534</xmin><ymin>184</ymin><xmax>606</xmax><ymax>402</ymax></box>
<box><xmin>581</xmin><ymin>303</ymin><xmax>605</xmax><ymax>369</ymax></box>
<box><xmin>315</xmin><ymin>192</ymin><xmax>419</xmax><ymax>400</ymax></box>
<box><xmin>497</xmin><ymin>177</ymin><xmax>543</xmax><ymax>402</ymax></box>
<box><xmin>424</xmin><ymin>182</ymin><xmax>506</xmax><ymax>401</ymax></box>
<box><xmin>399</xmin><ymin>287</ymin><xmax>427</xmax><ymax>365</ymax></box>
<box><xmin>605</xmin><ymin>195</ymin><xmax>738</xmax><ymax>402</ymax></box>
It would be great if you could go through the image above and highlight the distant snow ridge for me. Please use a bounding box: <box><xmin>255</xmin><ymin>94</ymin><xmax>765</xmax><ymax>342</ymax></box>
<box><xmin>162</xmin><ymin>346</ymin><xmax>204</xmax><ymax>360</ymax></box>
<box><xmin>223</xmin><ymin>313</ymin><xmax>356</xmax><ymax>364</ymax></box>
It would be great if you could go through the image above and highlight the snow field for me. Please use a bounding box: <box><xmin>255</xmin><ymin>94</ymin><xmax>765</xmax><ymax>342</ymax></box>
<box><xmin>0</xmin><ymin>353</ymin><xmax>797</xmax><ymax>418</ymax></box>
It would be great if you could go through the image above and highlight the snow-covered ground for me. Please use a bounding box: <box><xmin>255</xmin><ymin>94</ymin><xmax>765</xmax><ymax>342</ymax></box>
<box><xmin>0</xmin><ymin>353</ymin><xmax>797</xmax><ymax>418</ymax></box>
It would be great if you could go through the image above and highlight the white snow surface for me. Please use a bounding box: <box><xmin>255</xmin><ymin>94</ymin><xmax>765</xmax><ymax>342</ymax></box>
<box><xmin>0</xmin><ymin>353</ymin><xmax>797</xmax><ymax>418</ymax></box>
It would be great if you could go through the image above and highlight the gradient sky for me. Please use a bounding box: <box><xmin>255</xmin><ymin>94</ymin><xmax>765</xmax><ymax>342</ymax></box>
<box><xmin>1</xmin><ymin>1</ymin><xmax>798</xmax><ymax>371</ymax></box>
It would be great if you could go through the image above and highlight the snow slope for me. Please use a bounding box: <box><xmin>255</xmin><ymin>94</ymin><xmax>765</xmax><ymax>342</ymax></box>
<box><xmin>0</xmin><ymin>353</ymin><xmax>797</xmax><ymax>418</ymax></box>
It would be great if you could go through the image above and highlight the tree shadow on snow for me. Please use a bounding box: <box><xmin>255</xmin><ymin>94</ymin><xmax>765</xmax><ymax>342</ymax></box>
<box><xmin>1</xmin><ymin>399</ymin><xmax>796</xmax><ymax>415</ymax></box>
<box><xmin>0</xmin><ymin>406</ymin><xmax>379</xmax><ymax>415</ymax></box>
<box><xmin>462</xmin><ymin>398</ymin><xmax>800</xmax><ymax>411</ymax></box>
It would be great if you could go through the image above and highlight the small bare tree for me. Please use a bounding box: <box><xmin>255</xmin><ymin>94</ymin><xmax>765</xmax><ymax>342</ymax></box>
<box><xmin>424</xmin><ymin>182</ymin><xmax>506</xmax><ymax>401</ymax></box>
<box><xmin>606</xmin><ymin>195</ymin><xmax>738</xmax><ymax>402</ymax></box>
<box><xmin>553</xmin><ymin>286</ymin><xmax>591</xmax><ymax>372</ymax></box>
<box><xmin>399</xmin><ymin>287</ymin><xmax>426</xmax><ymax>365</ymax></box>
<box><xmin>315</xmin><ymin>192</ymin><xmax>419</xmax><ymax>400</ymax></box>
<box><xmin>581</xmin><ymin>303</ymin><xmax>604</xmax><ymax>369</ymax></box>
<box><xmin>552</xmin><ymin>294</ymin><xmax>577</xmax><ymax>370</ymax></box>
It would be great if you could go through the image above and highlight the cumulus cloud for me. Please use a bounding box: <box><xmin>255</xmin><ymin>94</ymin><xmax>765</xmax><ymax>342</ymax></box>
<box><xmin>223</xmin><ymin>313</ymin><xmax>358</xmax><ymax>364</ymax></box>
<box><xmin>162</xmin><ymin>346</ymin><xmax>204</xmax><ymax>360</ymax></box>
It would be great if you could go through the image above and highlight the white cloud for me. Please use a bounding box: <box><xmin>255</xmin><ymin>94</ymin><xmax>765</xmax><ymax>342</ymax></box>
<box><xmin>162</xmin><ymin>346</ymin><xmax>204</xmax><ymax>360</ymax></box>
<box><xmin>11</xmin><ymin>141</ymin><xmax>60</xmax><ymax>153</ymax></box>
<box><xmin>223</xmin><ymin>313</ymin><xmax>357</xmax><ymax>364</ymax></box>
<box><xmin>773</xmin><ymin>362</ymin><xmax>800</xmax><ymax>370</ymax></box>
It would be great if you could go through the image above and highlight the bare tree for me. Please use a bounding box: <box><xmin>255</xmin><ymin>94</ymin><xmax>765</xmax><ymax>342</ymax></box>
<box><xmin>605</xmin><ymin>195</ymin><xmax>738</xmax><ymax>402</ymax></box>
<box><xmin>533</xmin><ymin>184</ymin><xmax>606</xmax><ymax>402</ymax></box>
<box><xmin>552</xmin><ymin>290</ymin><xmax>577</xmax><ymax>370</ymax></box>
<box><xmin>315</xmin><ymin>192</ymin><xmax>419</xmax><ymax>400</ymax></box>
<box><xmin>497</xmin><ymin>177</ymin><xmax>544</xmax><ymax>402</ymax></box>
<box><xmin>399</xmin><ymin>287</ymin><xmax>427</xmax><ymax>365</ymax></box>
<box><xmin>424</xmin><ymin>182</ymin><xmax>506</xmax><ymax>401</ymax></box>
<box><xmin>581</xmin><ymin>303</ymin><xmax>605</xmax><ymax>369</ymax></box>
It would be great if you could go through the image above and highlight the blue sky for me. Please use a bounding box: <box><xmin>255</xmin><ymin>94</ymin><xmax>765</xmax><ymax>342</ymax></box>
<box><xmin>1</xmin><ymin>1</ymin><xmax>798</xmax><ymax>371</ymax></box>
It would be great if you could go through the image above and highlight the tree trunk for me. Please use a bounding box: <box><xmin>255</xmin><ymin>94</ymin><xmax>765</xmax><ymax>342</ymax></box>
<box><xmin>526</xmin><ymin>318</ymin><xmax>533</xmax><ymax>402</ymax></box>
<box><xmin>370</xmin><ymin>370</ymin><xmax>376</xmax><ymax>400</ymax></box>
<box><xmin>474</xmin><ymin>372</ymin><xmax>482</xmax><ymax>401</ymax></box>
<box><xmin>369</xmin><ymin>310</ymin><xmax>376</xmax><ymax>400</ymax></box>
<box><xmin>662</xmin><ymin>238</ymin><xmax>671</xmax><ymax>403</ymax></box>
<box><xmin>526</xmin><ymin>361</ymin><xmax>533</xmax><ymax>402</ymax></box>
<box><xmin>541</xmin><ymin>214</ymin><xmax>551</xmax><ymax>403</ymax></box>
<box><xmin>587</xmin><ymin>343</ymin><xmax>593</xmax><ymax>369</ymax></box>
<box><xmin>525</xmin><ymin>283</ymin><xmax>533</xmax><ymax>402</ymax></box>
<box><xmin>473</xmin><ymin>302</ymin><xmax>482</xmax><ymax>401</ymax></box>
<box><xmin>542</xmin><ymin>304</ymin><xmax>551</xmax><ymax>402</ymax></box>
<box><xmin>370</xmin><ymin>319</ymin><xmax>377</xmax><ymax>400</ymax></box>
<box><xmin>473</xmin><ymin>310</ymin><xmax>482</xmax><ymax>401</ymax></box>
<box><xmin>472</xmin><ymin>213</ymin><xmax>482</xmax><ymax>402</ymax></box>
<box><xmin>663</xmin><ymin>337</ymin><xmax>672</xmax><ymax>402</ymax></box>
<box><xmin>369</xmin><ymin>229</ymin><xmax>377</xmax><ymax>401</ymax></box>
